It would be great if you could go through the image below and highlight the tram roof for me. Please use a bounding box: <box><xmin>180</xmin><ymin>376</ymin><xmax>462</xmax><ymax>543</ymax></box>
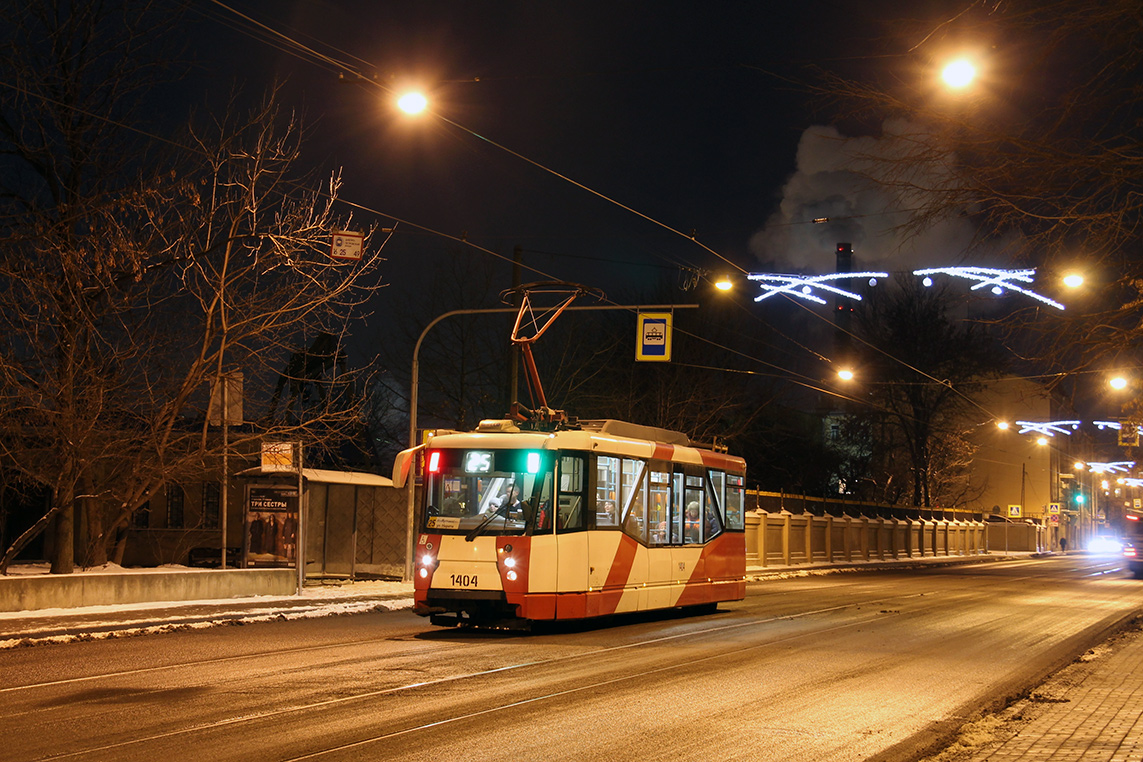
<box><xmin>415</xmin><ymin>419</ymin><xmax>743</xmax><ymax>476</ymax></box>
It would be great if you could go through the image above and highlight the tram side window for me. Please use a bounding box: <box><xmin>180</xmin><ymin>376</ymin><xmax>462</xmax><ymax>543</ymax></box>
<box><xmin>558</xmin><ymin>455</ymin><xmax>586</xmax><ymax>531</ymax></box>
<box><xmin>622</xmin><ymin>458</ymin><xmax>647</xmax><ymax>542</ymax></box>
<box><xmin>704</xmin><ymin>473</ymin><xmax>723</xmax><ymax>542</ymax></box>
<box><xmin>648</xmin><ymin>469</ymin><xmax>671</xmax><ymax>544</ymax></box>
<box><xmin>683</xmin><ymin>475</ymin><xmax>705</xmax><ymax>544</ymax></box>
<box><xmin>708</xmin><ymin>470</ymin><xmax>726</xmax><ymax>523</ymax></box>
<box><xmin>595</xmin><ymin>456</ymin><xmax>620</xmax><ymax>527</ymax></box>
<box><xmin>669</xmin><ymin>472</ymin><xmax>685</xmax><ymax>543</ymax></box>
<box><xmin>725</xmin><ymin>474</ymin><xmax>745</xmax><ymax>530</ymax></box>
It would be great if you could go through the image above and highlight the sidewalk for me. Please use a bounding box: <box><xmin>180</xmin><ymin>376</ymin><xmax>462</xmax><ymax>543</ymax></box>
<box><xmin>928</xmin><ymin>616</ymin><xmax>1143</xmax><ymax>762</ymax></box>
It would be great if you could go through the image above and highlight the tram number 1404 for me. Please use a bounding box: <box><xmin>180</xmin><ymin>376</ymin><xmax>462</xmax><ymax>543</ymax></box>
<box><xmin>450</xmin><ymin>574</ymin><xmax>478</xmax><ymax>588</ymax></box>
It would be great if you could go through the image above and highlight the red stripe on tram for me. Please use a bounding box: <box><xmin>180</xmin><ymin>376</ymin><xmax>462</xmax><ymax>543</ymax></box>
<box><xmin>596</xmin><ymin>533</ymin><xmax>640</xmax><ymax>615</ymax></box>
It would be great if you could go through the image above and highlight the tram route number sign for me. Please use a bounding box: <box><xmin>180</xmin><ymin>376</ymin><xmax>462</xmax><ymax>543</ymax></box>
<box><xmin>330</xmin><ymin>230</ymin><xmax>364</xmax><ymax>262</ymax></box>
<box><xmin>636</xmin><ymin>312</ymin><xmax>673</xmax><ymax>362</ymax></box>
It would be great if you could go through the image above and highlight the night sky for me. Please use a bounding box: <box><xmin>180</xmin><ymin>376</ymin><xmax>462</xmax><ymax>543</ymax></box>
<box><xmin>185</xmin><ymin>1</ymin><xmax>940</xmax><ymax>298</ymax></box>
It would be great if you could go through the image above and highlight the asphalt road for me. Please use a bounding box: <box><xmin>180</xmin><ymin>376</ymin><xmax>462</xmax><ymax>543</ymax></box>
<box><xmin>2</xmin><ymin>554</ymin><xmax>1139</xmax><ymax>762</ymax></box>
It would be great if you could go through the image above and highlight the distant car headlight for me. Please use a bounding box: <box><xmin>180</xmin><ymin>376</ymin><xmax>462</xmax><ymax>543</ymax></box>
<box><xmin>1089</xmin><ymin>537</ymin><xmax>1123</xmax><ymax>555</ymax></box>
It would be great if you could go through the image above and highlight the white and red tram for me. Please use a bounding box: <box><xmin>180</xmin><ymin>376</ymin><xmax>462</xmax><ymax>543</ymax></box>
<box><xmin>395</xmin><ymin>418</ymin><xmax>746</xmax><ymax>627</ymax></box>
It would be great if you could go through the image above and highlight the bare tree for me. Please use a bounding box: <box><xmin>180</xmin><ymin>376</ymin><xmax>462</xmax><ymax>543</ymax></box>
<box><xmin>851</xmin><ymin>278</ymin><xmax>1005</xmax><ymax>507</ymax></box>
<box><xmin>0</xmin><ymin>3</ymin><xmax>386</xmax><ymax>572</ymax></box>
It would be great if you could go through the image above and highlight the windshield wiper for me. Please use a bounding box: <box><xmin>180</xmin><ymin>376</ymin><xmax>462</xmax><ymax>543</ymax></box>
<box><xmin>465</xmin><ymin>503</ymin><xmax>507</xmax><ymax>542</ymax></box>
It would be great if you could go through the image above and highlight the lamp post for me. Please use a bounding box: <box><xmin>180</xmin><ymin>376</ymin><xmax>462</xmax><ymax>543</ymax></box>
<box><xmin>402</xmin><ymin>302</ymin><xmax>700</xmax><ymax>580</ymax></box>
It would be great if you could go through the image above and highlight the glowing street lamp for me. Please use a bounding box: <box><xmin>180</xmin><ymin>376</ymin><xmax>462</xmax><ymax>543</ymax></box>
<box><xmin>714</xmin><ymin>275</ymin><xmax>733</xmax><ymax>292</ymax></box>
<box><xmin>397</xmin><ymin>91</ymin><xmax>428</xmax><ymax>115</ymax></box>
<box><xmin>1110</xmin><ymin>375</ymin><xmax>1129</xmax><ymax>391</ymax></box>
<box><xmin>941</xmin><ymin>59</ymin><xmax>977</xmax><ymax>89</ymax></box>
<box><xmin>1063</xmin><ymin>273</ymin><xmax>1084</xmax><ymax>289</ymax></box>
<box><xmin>837</xmin><ymin>368</ymin><xmax>855</xmax><ymax>382</ymax></box>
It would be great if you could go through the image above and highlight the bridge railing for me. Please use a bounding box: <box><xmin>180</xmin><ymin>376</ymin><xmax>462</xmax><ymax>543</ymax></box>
<box><xmin>744</xmin><ymin>490</ymin><xmax>999</xmax><ymax>567</ymax></box>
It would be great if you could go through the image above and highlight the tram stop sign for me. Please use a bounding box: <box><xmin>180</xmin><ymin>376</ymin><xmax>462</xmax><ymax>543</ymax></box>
<box><xmin>330</xmin><ymin>230</ymin><xmax>364</xmax><ymax>262</ymax></box>
<box><xmin>636</xmin><ymin>312</ymin><xmax>672</xmax><ymax>362</ymax></box>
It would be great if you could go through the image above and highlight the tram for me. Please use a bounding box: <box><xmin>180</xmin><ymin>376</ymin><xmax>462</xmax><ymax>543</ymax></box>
<box><xmin>393</xmin><ymin>417</ymin><xmax>747</xmax><ymax>627</ymax></box>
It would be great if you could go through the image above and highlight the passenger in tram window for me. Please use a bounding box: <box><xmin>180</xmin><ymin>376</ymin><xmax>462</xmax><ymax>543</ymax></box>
<box><xmin>600</xmin><ymin>500</ymin><xmax>617</xmax><ymax>525</ymax></box>
<box><xmin>706</xmin><ymin>505</ymin><xmax>722</xmax><ymax>538</ymax></box>
<box><xmin>684</xmin><ymin>501</ymin><xmax>701</xmax><ymax>543</ymax></box>
<box><xmin>624</xmin><ymin>505</ymin><xmax>646</xmax><ymax>541</ymax></box>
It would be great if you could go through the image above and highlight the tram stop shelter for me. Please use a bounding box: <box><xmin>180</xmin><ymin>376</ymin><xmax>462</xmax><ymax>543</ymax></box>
<box><xmin>237</xmin><ymin>467</ymin><xmax>406</xmax><ymax>581</ymax></box>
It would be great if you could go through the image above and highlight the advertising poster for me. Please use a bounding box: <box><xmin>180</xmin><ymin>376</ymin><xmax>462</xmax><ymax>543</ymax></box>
<box><xmin>246</xmin><ymin>486</ymin><xmax>299</xmax><ymax>567</ymax></box>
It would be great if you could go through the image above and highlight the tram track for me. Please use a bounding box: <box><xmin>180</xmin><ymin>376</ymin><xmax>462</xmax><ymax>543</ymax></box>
<box><xmin>30</xmin><ymin>591</ymin><xmax>941</xmax><ymax>761</ymax></box>
<box><xmin>0</xmin><ymin>631</ymin><xmax>469</xmax><ymax>696</ymax></box>
<box><xmin>4</xmin><ymin>581</ymin><xmax>935</xmax><ymax>697</ymax></box>
<box><xmin>10</xmin><ymin>559</ymin><xmax>1143</xmax><ymax>762</ymax></box>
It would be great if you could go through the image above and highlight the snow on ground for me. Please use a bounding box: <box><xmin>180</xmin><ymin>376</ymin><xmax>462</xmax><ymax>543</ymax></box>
<box><xmin>1</xmin><ymin>563</ymin><xmax>415</xmax><ymax>649</ymax></box>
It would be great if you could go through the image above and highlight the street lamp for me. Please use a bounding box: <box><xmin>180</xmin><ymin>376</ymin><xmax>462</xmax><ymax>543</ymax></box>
<box><xmin>397</xmin><ymin>91</ymin><xmax>428</xmax><ymax>115</ymax></box>
<box><xmin>1063</xmin><ymin>273</ymin><xmax>1085</xmax><ymax>289</ymax></box>
<box><xmin>941</xmin><ymin>59</ymin><xmax>977</xmax><ymax>89</ymax></box>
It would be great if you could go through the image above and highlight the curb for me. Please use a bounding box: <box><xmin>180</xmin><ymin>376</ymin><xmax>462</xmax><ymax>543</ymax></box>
<box><xmin>1</xmin><ymin>591</ymin><xmax>415</xmax><ymax>646</ymax></box>
<box><xmin>746</xmin><ymin>552</ymin><xmax>1016</xmax><ymax>580</ymax></box>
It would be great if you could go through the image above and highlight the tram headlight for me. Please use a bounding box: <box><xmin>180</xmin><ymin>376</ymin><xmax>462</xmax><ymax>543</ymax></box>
<box><xmin>505</xmin><ymin>570</ymin><xmax>518</xmax><ymax>581</ymax></box>
<box><xmin>420</xmin><ymin>554</ymin><xmax>434</xmax><ymax>567</ymax></box>
<box><xmin>418</xmin><ymin>566</ymin><xmax>429</xmax><ymax>579</ymax></box>
<box><xmin>502</xmin><ymin>556</ymin><xmax>516</xmax><ymax>569</ymax></box>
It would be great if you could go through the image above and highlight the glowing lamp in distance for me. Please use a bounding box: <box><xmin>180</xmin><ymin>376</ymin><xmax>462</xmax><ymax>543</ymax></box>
<box><xmin>397</xmin><ymin>92</ymin><xmax>428</xmax><ymax>114</ymax></box>
<box><xmin>941</xmin><ymin>59</ymin><xmax>976</xmax><ymax>89</ymax></box>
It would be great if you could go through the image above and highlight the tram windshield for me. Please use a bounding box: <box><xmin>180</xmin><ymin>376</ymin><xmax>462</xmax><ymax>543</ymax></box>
<box><xmin>422</xmin><ymin>448</ymin><xmax>554</xmax><ymax>536</ymax></box>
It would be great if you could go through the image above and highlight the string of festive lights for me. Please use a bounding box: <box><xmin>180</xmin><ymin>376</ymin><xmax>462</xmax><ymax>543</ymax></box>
<box><xmin>1015</xmin><ymin>420</ymin><xmax>1081</xmax><ymax>436</ymax></box>
<box><xmin>913</xmin><ymin>267</ymin><xmax>1066</xmax><ymax>310</ymax></box>
<box><xmin>746</xmin><ymin>265</ymin><xmax>1067</xmax><ymax>310</ymax></box>
<box><xmin>1084</xmin><ymin>461</ymin><xmax>1135</xmax><ymax>475</ymax></box>
<box><xmin>747</xmin><ymin>271</ymin><xmax>889</xmax><ymax>304</ymax></box>
<box><xmin>1094</xmin><ymin>421</ymin><xmax>1123</xmax><ymax>431</ymax></box>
